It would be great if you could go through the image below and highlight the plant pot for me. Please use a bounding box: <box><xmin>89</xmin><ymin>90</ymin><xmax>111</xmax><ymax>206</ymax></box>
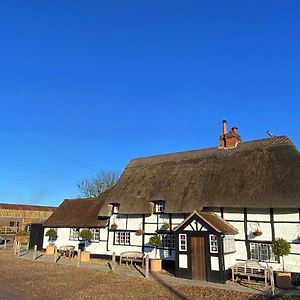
<box><xmin>80</xmin><ymin>250</ymin><xmax>90</xmax><ymax>262</ymax></box>
<box><xmin>46</xmin><ymin>245</ymin><xmax>55</xmax><ymax>255</ymax></box>
<box><xmin>276</xmin><ymin>272</ymin><xmax>292</xmax><ymax>289</ymax></box>
<box><xmin>15</xmin><ymin>236</ymin><xmax>29</xmax><ymax>244</ymax></box>
<box><xmin>150</xmin><ymin>259</ymin><xmax>162</xmax><ymax>272</ymax></box>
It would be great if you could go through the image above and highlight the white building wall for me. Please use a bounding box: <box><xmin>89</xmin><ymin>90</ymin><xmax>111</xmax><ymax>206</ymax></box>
<box><xmin>221</xmin><ymin>207</ymin><xmax>300</xmax><ymax>274</ymax></box>
<box><xmin>224</xmin><ymin>252</ymin><xmax>236</xmax><ymax>270</ymax></box>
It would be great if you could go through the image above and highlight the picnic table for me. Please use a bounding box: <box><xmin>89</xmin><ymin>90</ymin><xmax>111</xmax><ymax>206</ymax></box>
<box><xmin>58</xmin><ymin>245</ymin><xmax>76</xmax><ymax>259</ymax></box>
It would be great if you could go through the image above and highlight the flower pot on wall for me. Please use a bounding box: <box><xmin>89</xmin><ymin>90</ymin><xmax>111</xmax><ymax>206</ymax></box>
<box><xmin>80</xmin><ymin>250</ymin><xmax>90</xmax><ymax>262</ymax></box>
<box><xmin>276</xmin><ymin>272</ymin><xmax>292</xmax><ymax>289</ymax></box>
<box><xmin>46</xmin><ymin>245</ymin><xmax>55</xmax><ymax>255</ymax></box>
<box><xmin>150</xmin><ymin>259</ymin><xmax>162</xmax><ymax>272</ymax></box>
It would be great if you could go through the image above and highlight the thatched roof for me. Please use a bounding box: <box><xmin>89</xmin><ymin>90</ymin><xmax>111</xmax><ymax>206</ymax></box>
<box><xmin>99</xmin><ymin>136</ymin><xmax>300</xmax><ymax>215</ymax></box>
<box><xmin>174</xmin><ymin>211</ymin><xmax>238</xmax><ymax>235</ymax></box>
<box><xmin>43</xmin><ymin>191</ymin><xmax>110</xmax><ymax>228</ymax></box>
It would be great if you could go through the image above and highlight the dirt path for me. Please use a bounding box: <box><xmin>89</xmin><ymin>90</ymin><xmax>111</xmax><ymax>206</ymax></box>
<box><xmin>0</xmin><ymin>250</ymin><xmax>266</xmax><ymax>300</ymax></box>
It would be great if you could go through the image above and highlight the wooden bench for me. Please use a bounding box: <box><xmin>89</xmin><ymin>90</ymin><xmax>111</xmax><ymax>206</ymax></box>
<box><xmin>58</xmin><ymin>245</ymin><xmax>76</xmax><ymax>259</ymax></box>
<box><xmin>119</xmin><ymin>251</ymin><xmax>144</xmax><ymax>268</ymax></box>
<box><xmin>231</xmin><ymin>260</ymin><xmax>269</xmax><ymax>287</ymax></box>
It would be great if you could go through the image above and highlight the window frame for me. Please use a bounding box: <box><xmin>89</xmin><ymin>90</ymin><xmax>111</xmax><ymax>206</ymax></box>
<box><xmin>163</xmin><ymin>234</ymin><xmax>175</xmax><ymax>249</ymax></box>
<box><xmin>90</xmin><ymin>228</ymin><xmax>100</xmax><ymax>242</ymax></box>
<box><xmin>114</xmin><ymin>231</ymin><xmax>131</xmax><ymax>245</ymax></box>
<box><xmin>250</xmin><ymin>242</ymin><xmax>279</xmax><ymax>263</ymax></box>
<box><xmin>69</xmin><ymin>228</ymin><xmax>80</xmax><ymax>241</ymax></box>
<box><xmin>209</xmin><ymin>234</ymin><xmax>218</xmax><ymax>254</ymax></box>
<box><xmin>154</xmin><ymin>201</ymin><xmax>165</xmax><ymax>214</ymax></box>
<box><xmin>179</xmin><ymin>234</ymin><xmax>187</xmax><ymax>251</ymax></box>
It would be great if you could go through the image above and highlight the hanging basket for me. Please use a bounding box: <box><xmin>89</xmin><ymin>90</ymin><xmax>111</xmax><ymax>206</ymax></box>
<box><xmin>253</xmin><ymin>230</ymin><xmax>262</xmax><ymax>236</ymax></box>
<box><xmin>110</xmin><ymin>223</ymin><xmax>118</xmax><ymax>230</ymax></box>
<box><xmin>135</xmin><ymin>229</ymin><xmax>144</xmax><ymax>236</ymax></box>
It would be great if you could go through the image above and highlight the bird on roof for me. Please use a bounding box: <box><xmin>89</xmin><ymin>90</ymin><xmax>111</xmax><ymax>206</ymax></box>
<box><xmin>267</xmin><ymin>131</ymin><xmax>276</xmax><ymax>138</ymax></box>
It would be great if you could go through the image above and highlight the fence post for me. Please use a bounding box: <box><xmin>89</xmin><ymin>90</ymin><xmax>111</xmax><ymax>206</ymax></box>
<box><xmin>33</xmin><ymin>245</ymin><xmax>37</xmax><ymax>261</ymax></box>
<box><xmin>77</xmin><ymin>249</ymin><xmax>81</xmax><ymax>267</ymax></box>
<box><xmin>4</xmin><ymin>227</ymin><xmax>7</xmax><ymax>249</ymax></box>
<box><xmin>13</xmin><ymin>240</ymin><xmax>17</xmax><ymax>255</ymax></box>
<box><xmin>54</xmin><ymin>246</ymin><xmax>58</xmax><ymax>263</ymax></box>
<box><xmin>270</xmin><ymin>266</ymin><xmax>275</xmax><ymax>296</ymax></box>
<box><xmin>112</xmin><ymin>252</ymin><xmax>115</xmax><ymax>263</ymax></box>
<box><xmin>145</xmin><ymin>254</ymin><xmax>149</xmax><ymax>279</ymax></box>
<box><xmin>17</xmin><ymin>241</ymin><xmax>21</xmax><ymax>257</ymax></box>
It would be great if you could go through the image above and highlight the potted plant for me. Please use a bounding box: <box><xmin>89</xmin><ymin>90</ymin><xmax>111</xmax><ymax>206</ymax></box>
<box><xmin>45</xmin><ymin>228</ymin><xmax>58</xmax><ymax>255</ymax></box>
<box><xmin>149</xmin><ymin>235</ymin><xmax>162</xmax><ymax>272</ymax></box>
<box><xmin>79</xmin><ymin>229</ymin><xmax>93</xmax><ymax>262</ymax></box>
<box><xmin>15</xmin><ymin>231</ymin><xmax>30</xmax><ymax>245</ymax></box>
<box><xmin>272</xmin><ymin>238</ymin><xmax>292</xmax><ymax>289</ymax></box>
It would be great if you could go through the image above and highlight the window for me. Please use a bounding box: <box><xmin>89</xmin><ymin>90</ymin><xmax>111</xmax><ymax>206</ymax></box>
<box><xmin>250</xmin><ymin>242</ymin><xmax>278</xmax><ymax>262</ymax></box>
<box><xmin>9</xmin><ymin>221</ymin><xmax>15</xmax><ymax>227</ymax></box>
<box><xmin>209</xmin><ymin>235</ymin><xmax>218</xmax><ymax>253</ymax></box>
<box><xmin>155</xmin><ymin>201</ymin><xmax>165</xmax><ymax>213</ymax></box>
<box><xmin>112</xmin><ymin>204</ymin><xmax>119</xmax><ymax>214</ymax></box>
<box><xmin>223</xmin><ymin>235</ymin><xmax>236</xmax><ymax>253</ymax></box>
<box><xmin>69</xmin><ymin>228</ymin><xmax>79</xmax><ymax>240</ymax></box>
<box><xmin>115</xmin><ymin>232</ymin><xmax>130</xmax><ymax>245</ymax></box>
<box><xmin>179</xmin><ymin>234</ymin><xmax>187</xmax><ymax>251</ymax></box>
<box><xmin>163</xmin><ymin>234</ymin><xmax>175</xmax><ymax>249</ymax></box>
<box><xmin>90</xmin><ymin>228</ymin><xmax>100</xmax><ymax>242</ymax></box>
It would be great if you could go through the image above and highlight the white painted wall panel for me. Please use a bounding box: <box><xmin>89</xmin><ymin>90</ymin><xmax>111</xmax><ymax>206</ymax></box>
<box><xmin>145</xmin><ymin>214</ymin><xmax>157</xmax><ymax>223</ymax></box>
<box><xmin>127</xmin><ymin>216</ymin><xmax>143</xmax><ymax>230</ymax></box>
<box><xmin>274</xmin><ymin>223</ymin><xmax>300</xmax><ymax>242</ymax></box>
<box><xmin>145</xmin><ymin>223</ymin><xmax>157</xmax><ymax>233</ymax></box>
<box><xmin>210</xmin><ymin>256</ymin><xmax>219</xmax><ymax>271</ymax></box>
<box><xmin>228</xmin><ymin>222</ymin><xmax>244</xmax><ymax>240</ymax></box>
<box><xmin>273</xmin><ymin>209</ymin><xmax>299</xmax><ymax>222</ymax></box>
<box><xmin>224</xmin><ymin>253</ymin><xmax>236</xmax><ymax>270</ymax></box>
<box><xmin>179</xmin><ymin>254</ymin><xmax>188</xmax><ymax>268</ymax></box>
<box><xmin>247</xmin><ymin>209</ymin><xmax>270</xmax><ymax>222</ymax></box>
<box><xmin>223</xmin><ymin>208</ymin><xmax>244</xmax><ymax>221</ymax></box>
<box><xmin>235</xmin><ymin>241</ymin><xmax>247</xmax><ymax>259</ymax></box>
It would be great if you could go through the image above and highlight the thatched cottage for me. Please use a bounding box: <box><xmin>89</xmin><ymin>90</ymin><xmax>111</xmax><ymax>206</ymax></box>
<box><xmin>43</xmin><ymin>121</ymin><xmax>300</xmax><ymax>283</ymax></box>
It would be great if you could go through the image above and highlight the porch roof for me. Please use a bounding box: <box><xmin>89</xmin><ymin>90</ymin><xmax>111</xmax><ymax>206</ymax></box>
<box><xmin>174</xmin><ymin>210</ymin><xmax>238</xmax><ymax>235</ymax></box>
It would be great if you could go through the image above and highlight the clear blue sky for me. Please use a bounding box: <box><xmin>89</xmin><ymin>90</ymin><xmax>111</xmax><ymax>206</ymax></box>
<box><xmin>0</xmin><ymin>1</ymin><xmax>299</xmax><ymax>206</ymax></box>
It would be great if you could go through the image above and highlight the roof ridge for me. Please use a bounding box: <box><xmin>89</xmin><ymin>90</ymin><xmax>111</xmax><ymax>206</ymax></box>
<box><xmin>127</xmin><ymin>135</ymin><xmax>293</xmax><ymax>168</ymax></box>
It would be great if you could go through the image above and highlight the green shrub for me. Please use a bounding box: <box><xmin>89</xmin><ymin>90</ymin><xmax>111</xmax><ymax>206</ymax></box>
<box><xmin>272</xmin><ymin>238</ymin><xmax>291</xmax><ymax>271</ymax></box>
<box><xmin>45</xmin><ymin>228</ymin><xmax>58</xmax><ymax>243</ymax></box>
<box><xmin>149</xmin><ymin>235</ymin><xmax>162</xmax><ymax>258</ymax></box>
<box><xmin>79</xmin><ymin>229</ymin><xmax>93</xmax><ymax>250</ymax></box>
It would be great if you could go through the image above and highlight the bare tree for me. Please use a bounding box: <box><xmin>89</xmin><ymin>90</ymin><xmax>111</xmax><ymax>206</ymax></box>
<box><xmin>78</xmin><ymin>170</ymin><xmax>120</xmax><ymax>198</ymax></box>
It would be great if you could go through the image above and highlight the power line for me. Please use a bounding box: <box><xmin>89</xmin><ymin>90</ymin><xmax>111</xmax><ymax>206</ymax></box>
<box><xmin>0</xmin><ymin>122</ymin><xmax>97</xmax><ymax>172</ymax></box>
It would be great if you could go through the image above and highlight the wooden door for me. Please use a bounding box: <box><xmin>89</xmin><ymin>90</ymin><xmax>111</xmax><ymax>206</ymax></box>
<box><xmin>191</xmin><ymin>237</ymin><xmax>206</xmax><ymax>280</ymax></box>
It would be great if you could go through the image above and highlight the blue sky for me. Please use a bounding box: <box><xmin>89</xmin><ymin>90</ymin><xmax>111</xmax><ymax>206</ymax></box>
<box><xmin>0</xmin><ymin>1</ymin><xmax>299</xmax><ymax>206</ymax></box>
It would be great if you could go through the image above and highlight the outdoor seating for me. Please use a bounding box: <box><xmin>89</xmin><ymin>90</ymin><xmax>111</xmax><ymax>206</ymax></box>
<box><xmin>231</xmin><ymin>259</ymin><xmax>269</xmax><ymax>286</ymax></box>
<box><xmin>58</xmin><ymin>245</ymin><xmax>75</xmax><ymax>259</ymax></box>
<box><xmin>119</xmin><ymin>251</ymin><xmax>144</xmax><ymax>268</ymax></box>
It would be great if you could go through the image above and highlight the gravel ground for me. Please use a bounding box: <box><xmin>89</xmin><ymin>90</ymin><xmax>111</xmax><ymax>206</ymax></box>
<box><xmin>0</xmin><ymin>249</ymin><xmax>267</xmax><ymax>300</ymax></box>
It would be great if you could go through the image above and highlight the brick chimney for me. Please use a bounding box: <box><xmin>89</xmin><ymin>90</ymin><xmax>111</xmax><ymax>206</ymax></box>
<box><xmin>219</xmin><ymin>120</ymin><xmax>241</xmax><ymax>149</ymax></box>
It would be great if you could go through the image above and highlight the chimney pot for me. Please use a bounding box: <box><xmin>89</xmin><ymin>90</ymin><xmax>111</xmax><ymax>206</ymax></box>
<box><xmin>232</xmin><ymin>127</ymin><xmax>238</xmax><ymax>134</ymax></box>
<box><xmin>222</xmin><ymin>120</ymin><xmax>227</xmax><ymax>135</ymax></box>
